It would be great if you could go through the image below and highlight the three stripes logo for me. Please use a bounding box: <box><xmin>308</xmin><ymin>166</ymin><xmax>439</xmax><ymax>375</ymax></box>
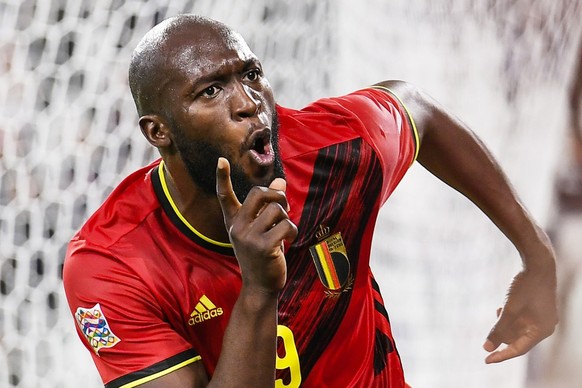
<box><xmin>188</xmin><ymin>295</ymin><xmax>223</xmax><ymax>326</ymax></box>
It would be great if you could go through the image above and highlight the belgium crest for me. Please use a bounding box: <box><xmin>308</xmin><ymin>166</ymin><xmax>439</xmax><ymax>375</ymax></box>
<box><xmin>309</xmin><ymin>225</ymin><xmax>353</xmax><ymax>297</ymax></box>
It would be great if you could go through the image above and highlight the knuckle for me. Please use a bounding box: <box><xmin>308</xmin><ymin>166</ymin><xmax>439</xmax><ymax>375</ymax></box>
<box><xmin>501</xmin><ymin>307</ymin><xmax>518</xmax><ymax>319</ymax></box>
<box><xmin>229</xmin><ymin>223</ymin><xmax>245</xmax><ymax>240</ymax></box>
<box><xmin>284</xmin><ymin>219</ymin><xmax>298</xmax><ymax>238</ymax></box>
<box><xmin>288</xmin><ymin>219</ymin><xmax>298</xmax><ymax>233</ymax></box>
<box><xmin>252</xmin><ymin>186</ymin><xmax>268</xmax><ymax>195</ymax></box>
<box><xmin>216</xmin><ymin>192</ymin><xmax>229</xmax><ymax>202</ymax></box>
<box><xmin>267</xmin><ymin>201</ymin><xmax>285</xmax><ymax>214</ymax></box>
<box><xmin>244</xmin><ymin>186</ymin><xmax>267</xmax><ymax>202</ymax></box>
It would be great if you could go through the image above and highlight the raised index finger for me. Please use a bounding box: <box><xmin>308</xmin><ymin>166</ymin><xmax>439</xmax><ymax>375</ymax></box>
<box><xmin>216</xmin><ymin>157</ymin><xmax>242</xmax><ymax>223</ymax></box>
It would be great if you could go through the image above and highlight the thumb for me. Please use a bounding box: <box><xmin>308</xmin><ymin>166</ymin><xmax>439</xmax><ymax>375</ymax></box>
<box><xmin>216</xmin><ymin>157</ymin><xmax>242</xmax><ymax>224</ymax></box>
<box><xmin>268</xmin><ymin>178</ymin><xmax>289</xmax><ymax>211</ymax></box>
<box><xmin>268</xmin><ymin>177</ymin><xmax>287</xmax><ymax>192</ymax></box>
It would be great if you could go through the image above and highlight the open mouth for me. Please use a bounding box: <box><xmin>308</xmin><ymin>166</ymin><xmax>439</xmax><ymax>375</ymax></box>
<box><xmin>252</xmin><ymin>136</ymin><xmax>267</xmax><ymax>154</ymax></box>
<box><xmin>248</xmin><ymin>128</ymin><xmax>275</xmax><ymax>166</ymax></box>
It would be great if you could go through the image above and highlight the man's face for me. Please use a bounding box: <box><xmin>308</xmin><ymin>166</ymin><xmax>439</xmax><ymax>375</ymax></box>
<box><xmin>162</xmin><ymin>28</ymin><xmax>284</xmax><ymax>202</ymax></box>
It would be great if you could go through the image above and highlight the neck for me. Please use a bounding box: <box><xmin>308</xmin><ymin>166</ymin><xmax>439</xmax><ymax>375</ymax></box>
<box><xmin>160</xmin><ymin>159</ymin><xmax>230</xmax><ymax>244</ymax></box>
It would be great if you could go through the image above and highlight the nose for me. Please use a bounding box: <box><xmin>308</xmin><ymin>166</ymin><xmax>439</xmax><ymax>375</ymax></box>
<box><xmin>231</xmin><ymin>82</ymin><xmax>260</xmax><ymax>119</ymax></box>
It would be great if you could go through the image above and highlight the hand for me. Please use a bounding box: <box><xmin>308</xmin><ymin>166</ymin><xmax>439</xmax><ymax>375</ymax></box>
<box><xmin>216</xmin><ymin>157</ymin><xmax>297</xmax><ymax>293</ymax></box>
<box><xmin>483</xmin><ymin>261</ymin><xmax>558</xmax><ymax>363</ymax></box>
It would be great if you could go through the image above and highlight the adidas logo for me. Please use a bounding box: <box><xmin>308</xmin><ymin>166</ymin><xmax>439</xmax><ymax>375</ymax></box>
<box><xmin>188</xmin><ymin>295</ymin><xmax>223</xmax><ymax>326</ymax></box>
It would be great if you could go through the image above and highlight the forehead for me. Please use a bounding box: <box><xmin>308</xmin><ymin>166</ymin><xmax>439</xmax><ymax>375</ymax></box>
<box><xmin>168</xmin><ymin>27</ymin><xmax>257</xmax><ymax>80</ymax></box>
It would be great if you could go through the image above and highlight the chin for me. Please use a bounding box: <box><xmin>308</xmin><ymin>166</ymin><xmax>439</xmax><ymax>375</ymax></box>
<box><xmin>253</xmin><ymin>167</ymin><xmax>277</xmax><ymax>186</ymax></box>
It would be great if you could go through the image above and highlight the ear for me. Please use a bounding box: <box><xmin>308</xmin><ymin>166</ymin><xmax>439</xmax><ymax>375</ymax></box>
<box><xmin>139</xmin><ymin>115</ymin><xmax>172</xmax><ymax>148</ymax></box>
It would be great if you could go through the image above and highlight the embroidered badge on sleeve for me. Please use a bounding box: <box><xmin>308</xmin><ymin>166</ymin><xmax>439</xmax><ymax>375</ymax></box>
<box><xmin>75</xmin><ymin>303</ymin><xmax>121</xmax><ymax>355</ymax></box>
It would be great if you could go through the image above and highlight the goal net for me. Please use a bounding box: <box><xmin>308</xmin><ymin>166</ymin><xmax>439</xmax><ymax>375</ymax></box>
<box><xmin>0</xmin><ymin>0</ymin><xmax>580</xmax><ymax>387</ymax></box>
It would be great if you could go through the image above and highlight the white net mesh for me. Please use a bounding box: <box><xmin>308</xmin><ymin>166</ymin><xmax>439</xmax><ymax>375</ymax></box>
<box><xmin>348</xmin><ymin>1</ymin><xmax>582</xmax><ymax>387</ymax></box>
<box><xmin>1</xmin><ymin>0</ymin><xmax>580</xmax><ymax>387</ymax></box>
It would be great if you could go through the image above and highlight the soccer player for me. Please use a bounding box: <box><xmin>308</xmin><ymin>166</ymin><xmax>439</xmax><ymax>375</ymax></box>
<box><xmin>63</xmin><ymin>14</ymin><xmax>558</xmax><ymax>388</ymax></box>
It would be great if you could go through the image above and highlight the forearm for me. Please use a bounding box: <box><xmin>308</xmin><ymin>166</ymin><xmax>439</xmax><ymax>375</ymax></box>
<box><xmin>207</xmin><ymin>158</ymin><xmax>295</xmax><ymax>387</ymax></box>
<box><xmin>208</xmin><ymin>286</ymin><xmax>278</xmax><ymax>388</ymax></box>
<box><xmin>416</xmin><ymin>103</ymin><xmax>554</xmax><ymax>269</ymax></box>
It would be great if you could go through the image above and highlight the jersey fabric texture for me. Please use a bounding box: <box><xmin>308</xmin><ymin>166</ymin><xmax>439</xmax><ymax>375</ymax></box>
<box><xmin>63</xmin><ymin>86</ymin><xmax>419</xmax><ymax>388</ymax></box>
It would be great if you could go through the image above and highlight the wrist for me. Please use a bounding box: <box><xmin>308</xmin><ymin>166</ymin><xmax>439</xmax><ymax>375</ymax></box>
<box><xmin>520</xmin><ymin>243</ymin><xmax>557</xmax><ymax>281</ymax></box>
<box><xmin>514</xmin><ymin>224</ymin><xmax>555</xmax><ymax>270</ymax></box>
<box><xmin>238</xmin><ymin>285</ymin><xmax>279</xmax><ymax>314</ymax></box>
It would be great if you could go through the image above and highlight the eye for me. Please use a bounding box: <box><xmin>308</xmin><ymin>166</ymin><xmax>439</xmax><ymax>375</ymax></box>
<box><xmin>244</xmin><ymin>69</ymin><xmax>262</xmax><ymax>82</ymax></box>
<box><xmin>200</xmin><ymin>85</ymin><xmax>220</xmax><ymax>98</ymax></box>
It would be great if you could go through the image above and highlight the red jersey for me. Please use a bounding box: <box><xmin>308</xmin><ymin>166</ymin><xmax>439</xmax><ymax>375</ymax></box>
<box><xmin>64</xmin><ymin>86</ymin><xmax>418</xmax><ymax>388</ymax></box>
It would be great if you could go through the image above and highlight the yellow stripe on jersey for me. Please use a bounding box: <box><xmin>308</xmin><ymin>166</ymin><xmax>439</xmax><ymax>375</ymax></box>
<box><xmin>158</xmin><ymin>160</ymin><xmax>232</xmax><ymax>248</ymax></box>
<box><xmin>369</xmin><ymin>85</ymin><xmax>420</xmax><ymax>163</ymax></box>
<box><xmin>315</xmin><ymin>243</ymin><xmax>336</xmax><ymax>289</ymax></box>
<box><xmin>118</xmin><ymin>356</ymin><xmax>201</xmax><ymax>388</ymax></box>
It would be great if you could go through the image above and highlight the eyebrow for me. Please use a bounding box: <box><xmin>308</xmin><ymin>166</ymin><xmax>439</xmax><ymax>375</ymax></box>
<box><xmin>188</xmin><ymin>57</ymin><xmax>262</xmax><ymax>90</ymax></box>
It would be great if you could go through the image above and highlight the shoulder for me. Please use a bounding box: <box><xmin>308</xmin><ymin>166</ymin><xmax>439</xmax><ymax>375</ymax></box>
<box><xmin>278</xmin><ymin>86</ymin><xmax>420</xmax><ymax>133</ymax></box>
<box><xmin>63</xmin><ymin>161</ymin><xmax>164</xmax><ymax>297</ymax></box>
<box><xmin>75</xmin><ymin>160</ymin><xmax>162</xmax><ymax>249</ymax></box>
<box><xmin>278</xmin><ymin>87</ymin><xmax>402</xmax><ymax>118</ymax></box>
<box><xmin>63</xmin><ymin>228</ymin><xmax>164</xmax><ymax>334</ymax></box>
<box><xmin>371</xmin><ymin>80</ymin><xmax>440</xmax><ymax>141</ymax></box>
<box><xmin>277</xmin><ymin>88</ymin><xmax>409</xmax><ymax>159</ymax></box>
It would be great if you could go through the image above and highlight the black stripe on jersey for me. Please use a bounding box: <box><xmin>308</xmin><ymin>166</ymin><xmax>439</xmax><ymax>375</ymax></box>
<box><xmin>280</xmin><ymin>138</ymin><xmax>383</xmax><ymax>381</ymax></box>
<box><xmin>371</xmin><ymin>278</ymin><xmax>404</xmax><ymax>377</ymax></box>
<box><xmin>374</xmin><ymin>328</ymin><xmax>394</xmax><ymax>376</ymax></box>
<box><xmin>151</xmin><ymin>166</ymin><xmax>234</xmax><ymax>256</ymax></box>
<box><xmin>374</xmin><ymin>299</ymin><xmax>390</xmax><ymax>323</ymax></box>
<box><xmin>280</xmin><ymin>140</ymin><xmax>361</xmax><ymax>380</ymax></box>
<box><xmin>105</xmin><ymin>349</ymin><xmax>200</xmax><ymax>388</ymax></box>
<box><xmin>371</xmin><ymin>275</ymin><xmax>392</xmax><ymax>324</ymax></box>
<box><xmin>370</xmin><ymin>275</ymin><xmax>381</xmax><ymax>294</ymax></box>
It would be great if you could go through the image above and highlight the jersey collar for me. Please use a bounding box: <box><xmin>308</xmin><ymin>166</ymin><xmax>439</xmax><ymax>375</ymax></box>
<box><xmin>151</xmin><ymin>160</ymin><xmax>235</xmax><ymax>256</ymax></box>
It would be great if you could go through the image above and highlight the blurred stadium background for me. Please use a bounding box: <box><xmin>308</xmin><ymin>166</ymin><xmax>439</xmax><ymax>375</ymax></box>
<box><xmin>1</xmin><ymin>0</ymin><xmax>581</xmax><ymax>387</ymax></box>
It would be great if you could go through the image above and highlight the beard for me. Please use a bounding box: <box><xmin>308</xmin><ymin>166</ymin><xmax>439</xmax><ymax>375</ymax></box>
<box><xmin>171</xmin><ymin>111</ymin><xmax>284</xmax><ymax>203</ymax></box>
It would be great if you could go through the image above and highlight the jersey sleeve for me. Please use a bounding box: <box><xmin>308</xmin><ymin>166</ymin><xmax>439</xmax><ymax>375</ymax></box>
<box><xmin>331</xmin><ymin>86</ymin><xmax>420</xmax><ymax>204</ymax></box>
<box><xmin>63</xmin><ymin>238</ymin><xmax>200</xmax><ymax>387</ymax></box>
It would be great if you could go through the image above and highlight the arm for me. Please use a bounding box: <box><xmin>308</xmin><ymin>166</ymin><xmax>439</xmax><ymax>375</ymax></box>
<box><xmin>141</xmin><ymin>158</ymin><xmax>296</xmax><ymax>387</ymax></box>
<box><xmin>138</xmin><ymin>288</ymin><xmax>280</xmax><ymax>388</ymax></box>
<box><xmin>376</xmin><ymin>80</ymin><xmax>558</xmax><ymax>363</ymax></box>
<box><xmin>148</xmin><ymin>272</ymin><xmax>283</xmax><ymax>388</ymax></box>
<box><xmin>210</xmin><ymin>158</ymin><xmax>296</xmax><ymax>386</ymax></box>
